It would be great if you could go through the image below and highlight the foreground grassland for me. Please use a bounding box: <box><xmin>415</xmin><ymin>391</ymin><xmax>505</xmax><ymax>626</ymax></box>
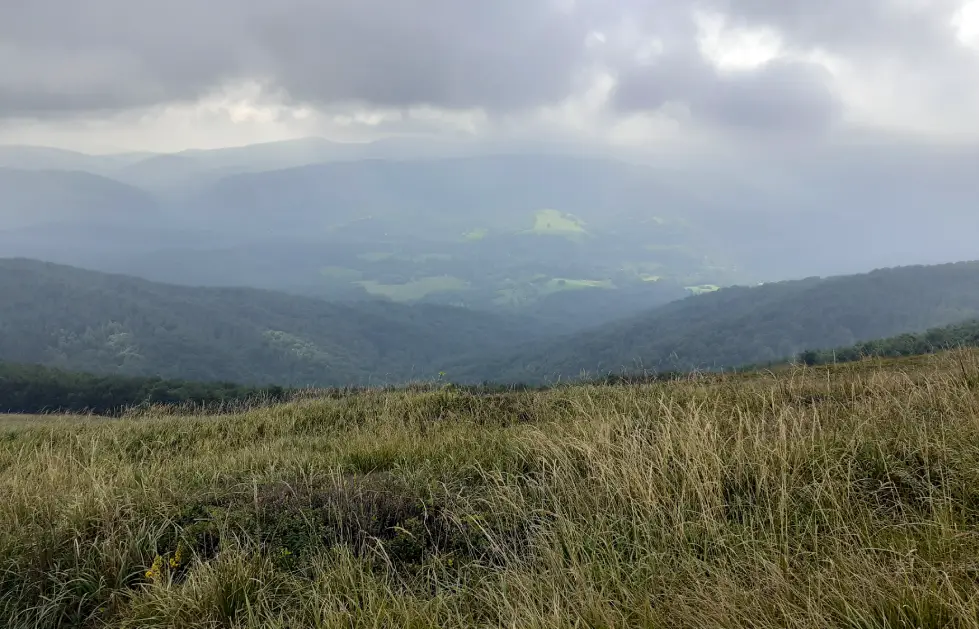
<box><xmin>4</xmin><ymin>353</ymin><xmax>979</xmax><ymax>627</ymax></box>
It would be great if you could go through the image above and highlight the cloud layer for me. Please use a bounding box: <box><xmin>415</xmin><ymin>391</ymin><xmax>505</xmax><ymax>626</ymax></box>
<box><xmin>1</xmin><ymin>0</ymin><xmax>977</xmax><ymax>148</ymax></box>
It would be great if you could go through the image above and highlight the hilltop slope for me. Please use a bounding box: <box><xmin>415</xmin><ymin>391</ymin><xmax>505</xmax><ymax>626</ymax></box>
<box><xmin>0</xmin><ymin>258</ymin><xmax>552</xmax><ymax>386</ymax></box>
<box><xmin>4</xmin><ymin>351</ymin><xmax>979</xmax><ymax>626</ymax></box>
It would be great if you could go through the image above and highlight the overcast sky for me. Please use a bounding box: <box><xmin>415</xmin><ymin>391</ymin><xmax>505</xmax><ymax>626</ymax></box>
<box><xmin>1</xmin><ymin>0</ymin><xmax>978</xmax><ymax>153</ymax></box>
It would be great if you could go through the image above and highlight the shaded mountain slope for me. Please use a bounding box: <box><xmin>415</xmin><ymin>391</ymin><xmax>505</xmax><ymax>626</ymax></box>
<box><xmin>459</xmin><ymin>261</ymin><xmax>979</xmax><ymax>383</ymax></box>
<box><xmin>0</xmin><ymin>258</ymin><xmax>552</xmax><ymax>386</ymax></box>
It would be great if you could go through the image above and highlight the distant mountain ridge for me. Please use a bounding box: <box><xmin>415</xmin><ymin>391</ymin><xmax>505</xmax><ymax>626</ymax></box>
<box><xmin>2</xmin><ymin>139</ymin><xmax>978</xmax><ymax>330</ymax></box>
<box><xmin>6</xmin><ymin>257</ymin><xmax>979</xmax><ymax>388</ymax></box>
<box><xmin>459</xmin><ymin>261</ymin><xmax>979</xmax><ymax>384</ymax></box>
<box><xmin>0</xmin><ymin>167</ymin><xmax>158</xmax><ymax>230</ymax></box>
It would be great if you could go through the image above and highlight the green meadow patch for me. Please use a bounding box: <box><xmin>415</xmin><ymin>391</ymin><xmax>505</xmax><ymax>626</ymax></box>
<box><xmin>685</xmin><ymin>284</ymin><xmax>721</xmax><ymax>295</ymax></box>
<box><xmin>525</xmin><ymin>209</ymin><xmax>589</xmax><ymax>239</ymax></box>
<box><xmin>463</xmin><ymin>228</ymin><xmax>489</xmax><ymax>241</ymax></box>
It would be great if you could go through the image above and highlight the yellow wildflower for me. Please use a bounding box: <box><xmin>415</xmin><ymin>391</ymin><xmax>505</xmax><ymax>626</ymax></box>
<box><xmin>145</xmin><ymin>555</ymin><xmax>164</xmax><ymax>582</ymax></box>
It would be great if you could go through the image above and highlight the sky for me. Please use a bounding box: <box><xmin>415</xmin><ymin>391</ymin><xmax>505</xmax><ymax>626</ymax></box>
<box><xmin>1</xmin><ymin>0</ymin><xmax>978</xmax><ymax>154</ymax></box>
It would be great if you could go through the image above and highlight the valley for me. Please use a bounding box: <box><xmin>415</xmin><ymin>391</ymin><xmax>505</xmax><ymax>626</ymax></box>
<box><xmin>4</xmin><ymin>141</ymin><xmax>978</xmax><ymax>333</ymax></box>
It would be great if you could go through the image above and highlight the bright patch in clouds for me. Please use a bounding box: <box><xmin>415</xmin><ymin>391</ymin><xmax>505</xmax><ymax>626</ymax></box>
<box><xmin>2</xmin><ymin>1</ymin><xmax>979</xmax><ymax>151</ymax></box>
<box><xmin>332</xmin><ymin>110</ymin><xmax>402</xmax><ymax>128</ymax></box>
<box><xmin>953</xmin><ymin>0</ymin><xmax>979</xmax><ymax>49</ymax></box>
<box><xmin>695</xmin><ymin>11</ymin><xmax>783</xmax><ymax>71</ymax></box>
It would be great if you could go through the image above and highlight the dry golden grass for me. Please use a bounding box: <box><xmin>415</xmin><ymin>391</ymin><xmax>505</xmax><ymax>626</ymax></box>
<box><xmin>3</xmin><ymin>351</ymin><xmax>979</xmax><ymax>628</ymax></box>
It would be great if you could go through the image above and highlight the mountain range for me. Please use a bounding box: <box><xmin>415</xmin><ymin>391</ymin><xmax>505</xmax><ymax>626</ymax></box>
<box><xmin>2</xmin><ymin>139</ymin><xmax>978</xmax><ymax>331</ymax></box>
<box><xmin>5</xmin><ymin>257</ymin><xmax>979</xmax><ymax>387</ymax></box>
<box><xmin>0</xmin><ymin>258</ymin><xmax>552</xmax><ymax>386</ymax></box>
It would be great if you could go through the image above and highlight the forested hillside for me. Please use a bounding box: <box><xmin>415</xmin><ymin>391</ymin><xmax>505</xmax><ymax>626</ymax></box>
<box><xmin>0</xmin><ymin>258</ymin><xmax>552</xmax><ymax>386</ymax></box>
<box><xmin>462</xmin><ymin>261</ymin><xmax>979</xmax><ymax>383</ymax></box>
<box><xmin>0</xmin><ymin>362</ymin><xmax>288</xmax><ymax>415</ymax></box>
<box><xmin>799</xmin><ymin>319</ymin><xmax>979</xmax><ymax>365</ymax></box>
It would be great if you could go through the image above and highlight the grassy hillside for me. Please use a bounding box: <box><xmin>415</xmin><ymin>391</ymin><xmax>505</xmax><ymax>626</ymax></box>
<box><xmin>4</xmin><ymin>351</ymin><xmax>979</xmax><ymax>627</ymax></box>
<box><xmin>799</xmin><ymin>318</ymin><xmax>979</xmax><ymax>365</ymax></box>
<box><xmin>465</xmin><ymin>260</ymin><xmax>979</xmax><ymax>383</ymax></box>
<box><xmin>0</xmin><ymin>258</ymin><xmax>552</xmax><ymax>386</ymax></box>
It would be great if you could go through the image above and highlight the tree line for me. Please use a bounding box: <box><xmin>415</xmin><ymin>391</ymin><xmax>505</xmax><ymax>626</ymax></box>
<box><xmin>798</xmin><ymin>319</ymin><xmax>979</xmax><ymax>366</ymax></box>
<box><xmin>0</xmin><ymin>362</ymin><xmax>289</xmax><ymax>415</ymax></box>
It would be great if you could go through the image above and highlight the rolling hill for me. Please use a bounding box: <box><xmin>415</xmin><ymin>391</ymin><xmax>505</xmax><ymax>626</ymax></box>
<box><xmin>0</xmin><ymin>168</ymin><xmax>176</xmax><ymax>266</ymax></box>
<box><xmin>460</xmin><ymin>261</ymin><xmax>979</xmax><ymax>383</ymax></box>
<box><xmin>0</xmin><ymin>168</ymin><xmax>158</xmax><ymax>230</ymax></box>
<box><xmin>0</xmin><ymin>258</ymin><xmax>555</xmax><ymax>386</ymax></box>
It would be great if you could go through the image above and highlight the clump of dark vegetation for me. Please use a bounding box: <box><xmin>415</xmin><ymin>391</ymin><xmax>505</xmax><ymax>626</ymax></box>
<box><xmin>0</xmin><ymin>361</ymin><xmax>289</xmax><ymax>415</ymax></box>
<box><xmin>799</xmin><ymin>318</ymin><xmax>979</xmax><ymax>365</ymax></box>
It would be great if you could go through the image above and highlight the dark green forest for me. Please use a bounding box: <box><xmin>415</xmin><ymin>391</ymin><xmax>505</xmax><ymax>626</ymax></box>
<box><xmin>798</xmin><ymin>319</ymin><xmax>979</xmax><ymax>365</ymax></box>
<box><xmin>7</xmin><ymin>258</ymin><xmax>979</xmax><ymax>388</ymax></box>
<box><xmin>0</xmin><ymin>362</ymin><xmax>288</xmax><ymax>415</ymax></box>
<box><xmin>460</xmin><ymin>261</ymin><xmax>979</xmax><ymax>384</ymax></box>
<box><xmin>0</xmin><ymin>258</ymin><xmax>552</xmax><ymax>387</ymax></box>
<box><xmin>6</xmin><ymin>317</ymin><xmax>979</xmax><ymax>416</ymax></box>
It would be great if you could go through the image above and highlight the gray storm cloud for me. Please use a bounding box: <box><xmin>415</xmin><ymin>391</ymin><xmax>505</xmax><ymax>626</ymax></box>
<box><xmin>0</xmin><ymin>0</ymin><xmax>975</xmax><ymax>134</ymax></box>
<box><xmin>613</xmin><ymin>54</ymin><xmax>841</xmax><ymax>132</ymax></box>
<box><xmin>0</xmin><ymin>0</ymin><xmax>592</xmax><ymax>115</ymax></box>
